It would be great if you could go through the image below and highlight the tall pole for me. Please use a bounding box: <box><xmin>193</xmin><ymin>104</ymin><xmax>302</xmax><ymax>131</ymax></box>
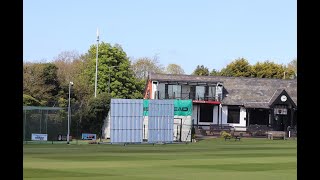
<box><xmin>67</xmin><ymin>82</ymin><xmax>73</xmax><ymax>144</ymax></box>
<box><xmin>108</xmin><ymin>67</ymin><xmax>111</xmax><ymax>95</ymax></box>
<box><xmin>94</xmin><ymin>28</ymin><xmax>99</xmax><ymax>98</ymax></box>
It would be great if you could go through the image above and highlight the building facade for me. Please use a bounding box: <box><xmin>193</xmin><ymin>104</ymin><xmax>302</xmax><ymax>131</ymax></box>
<box><xmin>144</xmin><ymin>73</ymin><xmax>297</xmax><ymax>131</ymax></box>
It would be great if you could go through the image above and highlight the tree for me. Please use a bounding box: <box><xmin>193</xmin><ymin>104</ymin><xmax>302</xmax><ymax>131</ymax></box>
<box><xmin>192</xmin><ymin>65</ymin><xmax>209</xmax><ymax>76</ymax></box>
<box><xmin>84</xmin><ymin>42</ymin><xmax>143</xmax><ymax>99</ymax></box>
<box><xmin>53</xmin><ymin>52</ymin><xmax>93</xmax><ymax>108</ymax></box>
<box><xmin>23</xmin><ymin>62</ymin><xmax>61</xmax><ymax>106</ymax></box>
<box><xmin>23</xmin><ymin>94</ymin><xmax>41</xmax><ymax>106</ymax></box>
<box><xmin>287</xmin><ymin>59</ymin><xmax>297</xmax><ymax>79</ymax></box>
<box><xmin>252</xmin><ymin>61</ymin><xmax>295</xmax><ymax>79</ymax></box>
<box><xmin>131</xmin><ymin>56</ymin><xmax>164</xmax><ymax>80</ymax></box>
<box><xmin>53</xmin><ymin>50</ymin><xmax>80</xmax><ymax>84</ymax></box>
<box><xmin>79</xmin><ymin>92</ymin><xmax>111</xmax><ymax>137</ymax></box>
<box><xmin>219</xmin><ymin>58</ymin><xmax>252</xmax><ymax>77</ymax></box>
<box><xmin>210</xmin><ymin>69</ymin><xmax>220</xmax><ymax>76</ymax></box>
<box><xmin>165</xmin><ymin>64</ymin><xmax>185</xmax><ymax>74</ymax></box>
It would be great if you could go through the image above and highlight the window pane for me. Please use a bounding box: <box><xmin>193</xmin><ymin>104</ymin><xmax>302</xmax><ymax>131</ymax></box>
<box><xmin>158</xmin><ymin>84</ymin><xmax>165</xmax><ymax>99</ymax></box>
<box><xmin>196</xmin><ymin>86</ymin><xmax>205</xmax><ymax>99</ymax></box>
<box><xmin>227</xmin><ymin>107</ymin><xmax>240</xmax><ymax>123</ymax></box>
<box><xmin>200</xmin><ymin>104</ymin><xmax>213</xmax><ymax>122</ymax></box>
<box><xmin>168</xmin><ymin>85</ymin><xmax>181</xmax><ymax>98</ymax></box>
<box><xmin>208</xmin><ymin>87</ymin><xmax>215</xmax><ymax>99</ymax></box>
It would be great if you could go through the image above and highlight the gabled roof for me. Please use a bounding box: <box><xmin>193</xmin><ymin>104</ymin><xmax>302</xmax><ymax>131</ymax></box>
<box><xmin>268</xmin><ymin>89</ymin><xmax>285</xmax><ymax>105</ymax></box>
<box><xmin>148</xmin><ymin>72</ymin><xmax>297</xmax><ymax>108</ymax></box>
<box><xmin>269</xmin><ymin>89</ymin><xmax>297</xmax><ymax>108</ymax></box>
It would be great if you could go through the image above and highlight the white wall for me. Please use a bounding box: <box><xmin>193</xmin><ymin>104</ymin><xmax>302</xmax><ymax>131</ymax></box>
<box><xmin>213</xmin><ymin>106</ymin><xmax>219</xmax><ymax>124</ymax></box>
<box><xmin>151</xmin><ymin>81</ymin><xmax>158</xmax><ymax>99</ymax></box>
<box><xmin>221</xmin><ymin>106</ymin><xmax>228</xmax><ymax>124</ymax></box>
<box><xmin>239</xmin><ymin>107</ymin><xmax>246</xmax><ymax>127</ymax></box>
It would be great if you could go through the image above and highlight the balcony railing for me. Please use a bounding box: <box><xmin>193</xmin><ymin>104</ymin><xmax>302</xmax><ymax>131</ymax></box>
<box><xmin>155</xmin><ymin>92</ymin><xmax>222</xmax><ymax>101</ymax></box>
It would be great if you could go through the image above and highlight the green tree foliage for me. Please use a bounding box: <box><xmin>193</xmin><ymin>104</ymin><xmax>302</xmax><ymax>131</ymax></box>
<box><xmin>53</xmin><ymin>50</ymin><xmax>80</xmax><ymax>84</ymax></box>
<box><xmin>165</xmin><ymin>64</ymin><xmax>185</xmax><ymax>74</ymax></box>
<box><xmin>53</xmin><ymin>51</ymin><xmax>93</xmax><ymax>109</ymax></box>
<box><xmin>220</xmin><ymin>58</ymin><xmax>252</xmax><ymax>77</ymax></box>
<box><xmin>23</xmin><ymin>94</ymin><xmax>41</xmax><ymax>106</ymax></box>
<box><xmin>192</xmin><ymin>65</ymin><xmax>209</xmax><ymax>76</ymax></box>
<box><xmin>79</xmin><ymin>92</ymin><xmax>111</xmax><ymax>137</ymax></box>
<box><xmin>218</xmin><ymin>58</ymin><xmax>296</xmax><ymax>79</ymax></box>
<box><xmin>252</xmin><ymin>61</ymin><xmax>295</xmax><ymax>79</ymax></box>
<box><xmin>23</xmin><ymin>62</ymin><xmax>61</xmax><ymax>105</ymax></box>
<box><xmin>210</xmin><ymin>69</ymin><xmax>220</xmax><ymax>76</ymax></box>
<box><xmin>131</xmin><ymin>56</ymin><xmax>164</xmax><ymax>80</ymax></box>
<box><xmin>85</xmin><ymin>42</ymin><xmax>143</xmax><ymax>99</ymax></box>
<box><xmin>287</xmin><ymin>59</ymin><xmax>297</xmax><ymax>79</ymax></box>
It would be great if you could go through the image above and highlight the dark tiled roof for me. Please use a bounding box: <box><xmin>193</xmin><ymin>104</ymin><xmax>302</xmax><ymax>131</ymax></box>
<box><xmin>243</xmin><ymin>102</ymin><xmax>270</xmax><ymax>109</ymax></box>
<box><xmin>148</xmin><ymin>73</ymin><xmax>297</xmax><ymax>108</ymax></box>
<box><xmin>149</xmin><ymin>73</ymin><xmax>224</xmax><ymax>83</ymax></box>
<box><xmin>268</xmin><ymin>89</ymin><xmax>286</xmax><ymax>106</ymax></box>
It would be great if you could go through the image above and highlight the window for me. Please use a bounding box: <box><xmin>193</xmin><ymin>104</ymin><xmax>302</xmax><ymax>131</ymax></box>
<box><xmin>196</xmin><ymin>86</ymin><xmax>205</xmax><ymax>99</ymax></box>
<box><xmin>199</xmin><ymin>104</ymin><xmax>214</xmax><ymax>122</ymax></box>
<box><xmin>168</xmin><ymin>85</ymin><xmax>181</xmax><ymax>99</ymax></box>
<box><xmin>227</xmin><ymin>106</ymin><xmax>240</xmax><ymax>123</ymax></box>
<box><xmin>208</xmin><ymin>86</ymin><xmax>216</xmax><ymax>100</ymax></box>
<box><xmin>158</xmin><ymin>83</ymin><xmax>165</xmax><ymax>99</ymax></box>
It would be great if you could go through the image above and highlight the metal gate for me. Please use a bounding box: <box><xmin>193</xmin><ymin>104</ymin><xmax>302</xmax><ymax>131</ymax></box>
<box><xmin>148</xmin><ymin>100</ymin><xmax>174</xmax><ymax>143</ymax></box>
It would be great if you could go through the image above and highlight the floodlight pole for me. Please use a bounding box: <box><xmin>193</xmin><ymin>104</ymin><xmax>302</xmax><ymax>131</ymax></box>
<box><xmin>94</xmin><ymin>28</ymin><xmax>99</xmax><ymax>98</ymax></box>
<box><xmin>67</xmin><ymin>81</ymin><xmax>73</xmax><ymax>144</ymax></box>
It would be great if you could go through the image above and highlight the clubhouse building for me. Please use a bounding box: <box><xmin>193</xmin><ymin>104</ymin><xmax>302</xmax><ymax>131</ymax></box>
<box><xmin>144</xmin><ymin>73</ymin><xmax>297</xmax><ymax>132</ymax></box>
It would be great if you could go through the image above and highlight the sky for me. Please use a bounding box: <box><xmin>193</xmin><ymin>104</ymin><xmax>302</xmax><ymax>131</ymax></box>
<box><xmin>23</xmin><ymin>0</ymin><xmax>297</xmax><ymax>74</ymax></box>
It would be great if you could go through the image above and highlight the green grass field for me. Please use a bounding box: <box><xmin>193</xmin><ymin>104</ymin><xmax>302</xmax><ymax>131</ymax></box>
<box><xmin>23</xmin><ymin>138</ymin><xmax>296</xmax><ymax>180</ymax></box>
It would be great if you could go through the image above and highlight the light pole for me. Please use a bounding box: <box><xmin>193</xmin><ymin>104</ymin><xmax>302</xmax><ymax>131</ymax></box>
<box><xmin>67</xmin><ymin>81</ymin><xmax>73</xmax><ymax>144</ymax></box>
<box><xmin>94</xmin><ymin>28</ymin><xmax>99</xmax><ymax>98</ymax></box>
<box><xmin>108</xmin><ymin>66</ymin><xmax>119</xmax><ymax>95</ymax></box>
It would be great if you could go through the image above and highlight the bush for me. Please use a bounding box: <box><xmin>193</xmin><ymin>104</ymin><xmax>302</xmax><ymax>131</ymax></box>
<box><xmin>220</xmin><ymin>131</ymin><xmax>231</xmax><ymax>139</ymax></box>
